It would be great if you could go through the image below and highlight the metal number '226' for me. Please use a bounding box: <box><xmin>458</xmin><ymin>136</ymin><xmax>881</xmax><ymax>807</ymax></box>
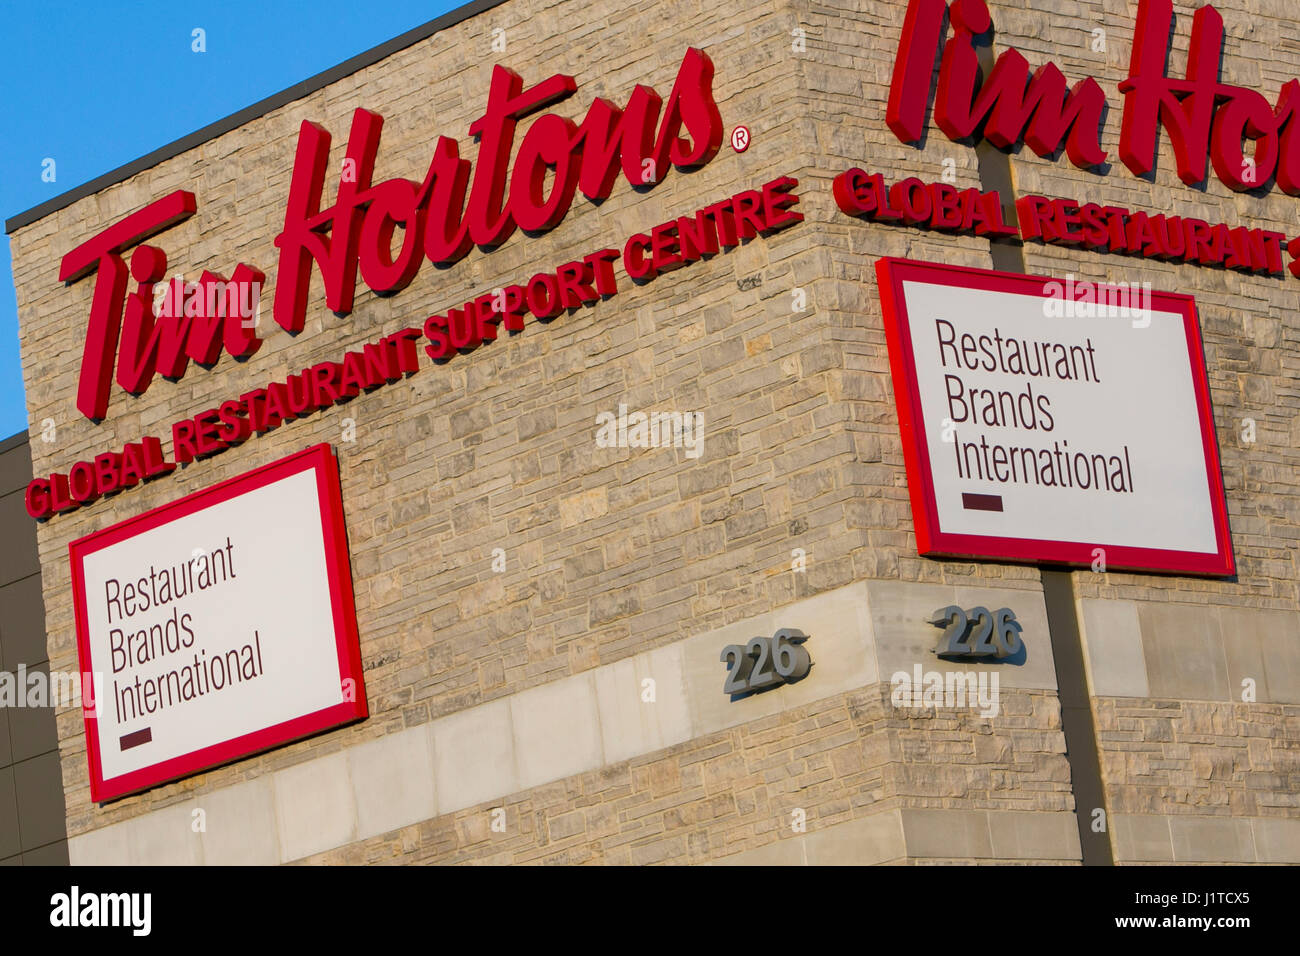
<box><xmin>720</xmin><ymin>628</ymin><xmax>812</xmax><ymax>696</ymax></box>
<box><xmin>931</xmin><ymin>606</ymin><xmax>1022</xmax><ymax>659</ymax></box>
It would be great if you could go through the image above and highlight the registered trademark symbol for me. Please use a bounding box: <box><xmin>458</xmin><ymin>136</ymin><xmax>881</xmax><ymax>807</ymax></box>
<box><xmin>731</xmin><ymin>125</ymin><xmax>750</xmax><ymax>152</ymax></box>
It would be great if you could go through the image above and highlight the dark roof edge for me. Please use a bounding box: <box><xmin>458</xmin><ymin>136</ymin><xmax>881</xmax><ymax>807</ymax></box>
<box><xmin>0</xmin><ymin>431</ymin><xmax>31</xmax><ymax>455</ymax></box>
<box><xmin>5</xmin><ymin>0</ymin><xmax>507</xmax><ymax>235</ymax></box>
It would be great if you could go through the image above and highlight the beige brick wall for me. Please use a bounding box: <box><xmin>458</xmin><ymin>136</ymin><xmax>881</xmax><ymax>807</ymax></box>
<box><xmin>1077</xmin><ymin>595</ymin><xmax>1300</xmax><ymax>860</ymax></box>
<box><xmin>8</xmin><ymin>0</ymin><xmax>1298</xmax><ymax>864</ymax></box>
<box><xmin>968</xmin><ymin>1</ymin><xmax>1300</xmax><ymax>862</ymax></box>
<box><xmin>986</xmin><ymin>0</ymin><xmax>1300</xmax><ymax>611</ymax></box>
<box><xmin>290</xmin><ymin>685</ymin><xmax>1069</xmax><ymax>865</ymax></box>
<box><xmin>791</xmin><ymin>0</ymin><xmax>1298</xmax><ymax>860</ymax></box>
<box><xmin>1095</xmin><ymin>699</ymin><xmax>1300</xmax><ymax>817</ymax></box>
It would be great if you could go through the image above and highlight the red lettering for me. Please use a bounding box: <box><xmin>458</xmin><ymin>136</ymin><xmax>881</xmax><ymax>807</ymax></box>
<box><xmin>702</xmin><ymin>200</ymin><xmax>740</xmax><ymax>244</ymax></box>
<box><xmin>583</xmin><ymin>251</ymin><xmax>620</xmax><ymax>296</ymax></box>
<box><xmin>447</xmin><ymin>306</ymin><xmax>481</xmax><ymax>351</ymax></box>
<box><xmin>285</xmin><ymin>371</ymin><xmax>314</xmax><ymax>417</ymax></box>
<box><xmin>25</xmin><ymin>479</ymin><xmax>51</xmax><ymax>520</ymax></box>
<box><xmin>650</xmin><ymin>222</ymin><xmax>683</xmax><ymax>273</ymax></box>
<box><xmin>358</xmin><ymin>175</ymin><xmax>426</xmax><ymax>295</ymax></box>
<box><xmin>69</xmin><ymin>461</ymin><xmax>97</xmax><ymax>504</ymax></box>
<box><xmin>974</xmin><ymin>191</ymin><xmax>1016</xmax><ymax>236</ymax></box>
<box><xmin>193</xmin><ymin>410</ymin><xmax>226</xmax><ymax>458</ymax></box>
<box><xmin>273</xmin><ymin>111</ymin><xmax>379</xmax><ymax>333</ymax></box>
<box><xmin>624</xmin><ymin>234</ymin><xmax>654</xmax><ymax>280</ymax></box>
<box><xmin>512</xmin><ymin>114</ymin><xmax>581</xmax><ymax>231</ymax></box>
<box><xmin>338</xmin><ymin>352</ymin><xmax>369</xmax><ymax>397</ymax></box>
<box><xmin>928</xmin><ymin>183</ymin><xmax>961</xmax><ymax>229</ymax></box>
<box><xmin>391</xmin><ymin>329</ymin><xmax>424</xmax><ymax>373</ymax></box>
<box><xmin>172</xmin><ymin>419</ymin><xmax>198</xmax><ymax>465</ymax></box>
<box><xmin>730</xmin><ymin>190</ymin><xmax>766</xmax><ymax>238</ymax></box>
<box><xmin>142</xmin><ymin>435</ymin><xmax>173</xmax><ymax>478</ymax></box>
<box><xmin>263</xmin><ymin>384</ymin><xmax>290</xmax><ymax>428</ymax></box>
<box><xmin>170</xmin><ymin>266</ymin><xmax>265</xmax><ymax>364</ymax></box>
<box><xmin>832</xmin><ymin>167</ymin><xmax>876</xmax><ymax>216</ymax></box>
<box><xmin>886</xmin><ymin>0</ymin><xmax>948</xmax><ymax>143</ymax></box>
<box><xmin>891</xmin><ymin>178</ymin><xmax>931</xmax><ymax>225</ymax></box>
<box><xmin>94</xmin><ymin>452</ymin><xmax>122</xmax><ymax>497</ymax></box>
<box><xmin>120</xmin><ymin>443</ymin><xmax>146</xmax><ymax>487</ymax></box>
<box><xmin>555</xmin><ymin>260</ymin><xmax>597</xmax><ymax>307</ymax></box>
<box><xmin>216</xmin><ymin>399</ymin><xmax>252</xmax><ymax>444</ymax></box>
<box><xmin>59</xmin><ymin>191</ymin><xmax>196</xmax><ymax>420</ymax></box>
<box><xmin>1051</xmin><ymin>200</ymin><xmax>1084</xmax><ymax>245</ymax></box>
<box><xmin>473</xmin><ymin>294</ymin><xmax>501</xmax><ymax>344</ymax></box>
<box><xmin>273</xmin><ymin>49</ymin><xmax>723</xmax><ymax>334</ymax></box>
<box><xmin>308</xmin><ymin>363</ymin><xmax>343</xmax><ymax>406</ymax></box>
<box><xmin>59</xmin><ymin>190</ymin><xmax>263</xmax><ymax>421</ymax></box>
<box><xmin>363</xmin><ymin>339</ymin><xmax>402</xmax><ymax>383</ymax></box>
<box><xmin>1015</xmin><ymin>195</ymin><xmax>1052</xmax><ymax>241</ymax></box>
<box><xmin>1119</xmin><ymin>0</ymin><xmax>1229</xmax><ymax>186</ymax></box>
<box><xmin>1078</xmin><ymin>204</ymin><xmax>1109</xmax><ymax>247</ymax></box>
<box><xmin>892</xmin><ymin>0</ymin><xmax>1106</xmax><ymax>168</ymax></box>
<box><xmin>423</xmin><ymin>315</ymin><xmax>453</xmax><ymax>360</ymax></box>
<box><xmin>1184</xmin><ymin>219</ymin><xmax>1213</xmax><ymax>262</ymax></box>
<box><xmin>1119</xmin><ymin>0</ymin><xmax>1300</xmax><ymax>193</ymax></box>
<box><xmin>49</xmin><ymin>474</ymin><xmax>73</xmax><ymax>515</ymax></box>
<box><xmin>890</xmin><ymin>0</ymin><xmax>1300</xmax><ymax>194</ymax></box>
<box><xmin>761</xmin><ymin>177</ymin><xmax>803</xmax><ymax>230</ymax></box>
<box><xmin>525</xmin><ymin>272</ymin><xmax>562</xmax><ymax>319</ymax></box>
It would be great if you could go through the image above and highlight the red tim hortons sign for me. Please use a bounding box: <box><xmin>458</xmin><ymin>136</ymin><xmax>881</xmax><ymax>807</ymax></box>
<box><xmin>888</xmin><ymin>0</ymin><xmax>1300</xmax><ymax>193</ymax></box>
<box><xmin>26</xmin><ymin>0</ymin><xmax>1288</xmax><ymax>557</ymax></box>
<box><xmin>28</xmin><ymin>47</ymin><xmax>756</xmax><ymax>521</ymax></box>
<box><xmin>56</xmin><ymin>48</ymin><xmax>723</xmax><ymax>423</ymax></box>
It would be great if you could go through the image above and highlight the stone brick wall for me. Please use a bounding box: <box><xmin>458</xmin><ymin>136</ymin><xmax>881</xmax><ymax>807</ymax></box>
<box><xmin>1078</xmin><ymin>596</ymin><xmax>1300</xmax><ymax>861</ymax></box>
<box><xmin>985</xmin><ymin>0</ymin><xmax>1300</xmax><ymax>612</ymax></box>
<box><xmin>6</xmin><ymin>0</ymin><xmax>1298</xmax><ymax>864</ymax></box>
<box><xmin>292</xmin><ymin>685</ymin><xmax>1069</xmax><ymax>865</ymax></box>
<box><xmin>1095</xmin><ymin>698</ymin><xmax>1300</xmax><ymax>817</ymax></box>
<box><xmin>17</xmin><ymin>0</ymin><xmax>880</xmax><ymax>842</ymax></box>
<box><xmin>966</xmin><ymin>0</ymin><xmax>1300</xmax><ymax>862</ymax></box>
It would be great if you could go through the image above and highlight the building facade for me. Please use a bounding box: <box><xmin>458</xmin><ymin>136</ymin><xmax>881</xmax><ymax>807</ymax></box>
<box><xmin>4</xmin><ymin>0</ymin><xmax>1298</xmax><ymax>864</ymax></box>
<box><xmin>0</xmin><ymin>433</ymin><xmax>67</xmax><ymax>865</ymax></box>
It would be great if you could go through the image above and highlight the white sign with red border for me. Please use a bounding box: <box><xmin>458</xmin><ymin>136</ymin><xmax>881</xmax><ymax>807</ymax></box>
<box><xmin>875</xmin><ymin>257</ymin><xmax>1234</xmax><ymax>577</ymax></box>
<box><xmin>69</xmin><ymin>443</ymin><xmax>366</xmax><ymax>802</ymax></box>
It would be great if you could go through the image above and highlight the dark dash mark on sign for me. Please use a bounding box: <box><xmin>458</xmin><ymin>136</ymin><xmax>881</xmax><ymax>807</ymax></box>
<box><xmin>962</xmin><ymin>493</ymin><xmax>1004</xmax><ymax>512</ymax></box>
<box><xmin>120</xmin><ymin>727</ymin><xmax>152</xmax><ymax>751</ymax></box>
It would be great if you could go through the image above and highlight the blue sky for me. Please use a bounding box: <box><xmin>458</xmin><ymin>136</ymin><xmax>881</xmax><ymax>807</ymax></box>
<box><xmin>0</xmin><ymin>0</ymin><xmax>461</xmax><ymax>440</ymax></box>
